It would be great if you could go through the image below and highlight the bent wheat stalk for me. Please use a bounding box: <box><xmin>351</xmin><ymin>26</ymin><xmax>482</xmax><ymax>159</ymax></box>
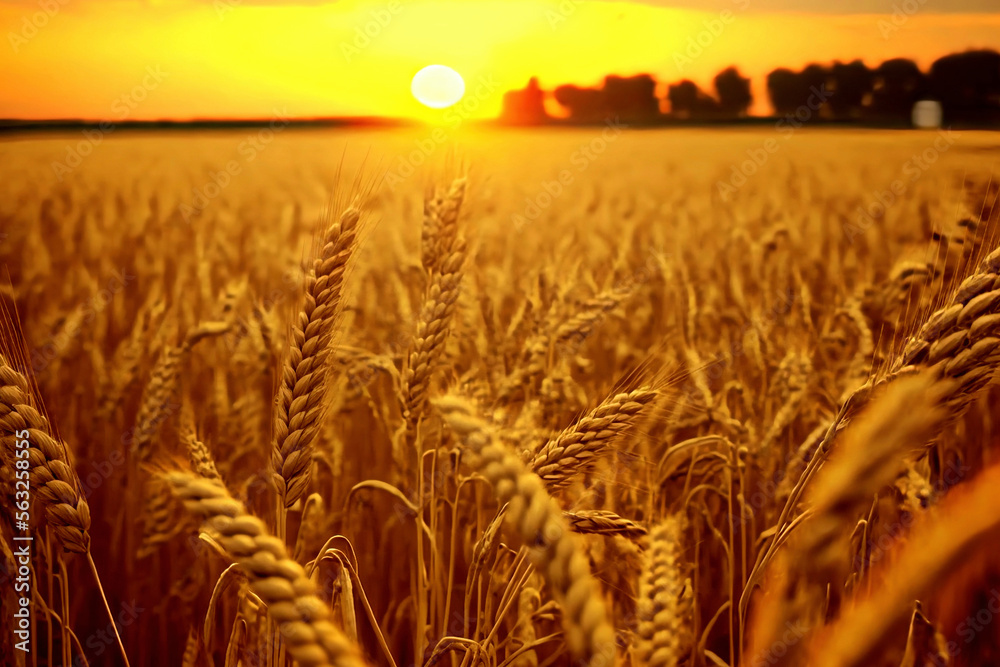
<box><xmin>435</xmin><ymin>394</ymin><xmax>615</xmax><ymax>665</ymax></box>
<box><xmin>564</xmin><ymin>510</ymin><xmax>647</xmax><ymax>539</ymax></box>
<box><xmin>531</xmin><ymin>387</ymin><xmax>657</xmax><ymax>490</ymax></box>
<box><xmin>751</xmin><ymin>247</ymin><xmax>1000</xmax><ymax>627</ymax></box>
<box><xmin>807</xmin><ymin>462</ymin><xmax>1000</xmax><ymax>667</ymax></box>
<box><xmin>748</xmin><ymin>373</ymin><xmax>948</xmax><ymax>667</ymax></box>
<box><xmin>164</xmin><ymin>470</ymin><xmax>368</xmax><ymax>667</ymax></box>
<box><xmin>0</xmin><ymin>353</ymin><xmax>131</xmax><ymax>667</ymax></box>
<box><xmin>133</xmin><ymin>320</ymin><xmax>230</xmax><ymax>464</ymax></box>
<box><xmin>0</xmin><ymin>353</ymin><xmax>90</xmax><ymax>554</ymax></box>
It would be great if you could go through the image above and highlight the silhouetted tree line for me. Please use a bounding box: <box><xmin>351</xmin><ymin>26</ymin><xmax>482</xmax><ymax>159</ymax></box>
<box><xmin>499</xmin><ymin>49</ymin><xmax>1000</xmax><ymax>126</ymax></box>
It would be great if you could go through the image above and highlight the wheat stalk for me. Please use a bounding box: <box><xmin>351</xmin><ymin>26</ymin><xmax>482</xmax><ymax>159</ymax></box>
<box><xmin>400</xmin><ymin>235</ymin><xmax>467</xmax><ymax>434</ymax></box>
<box><xmin>564</xmin><ymin>510</ymin><xmax>647</xmax><ymax>539</ymax></box>
<box><xmin>271</xmin><ymin>206</ymin><xmax>361</xmax><ymax>509</ymax></box>
<box><xmin>807</xmin><ymin>462</ymin><xmax>1000</xmax><ymax>667</ymax></box>
<box><xmin>164</xmin><ymin>470</ymin><xmax>368</xmax><ymax>667</ymax></box>
<box><xmin>530</xmin><ymin>387</ymin><xmax>657</xmax><ymax>490</ymax></box>
<box><xmin>749</xmin><ymin>373</ymin><xmax>948</xmax><ymax>666</ymax></box>
<box><xmin>421</xmin><ymin>178</ymin><xmax>466</xmax><ymax>276</ymax></box>
<box><xmin>0</xmin><ymin>353</ymin><xmax>90</xmax><ymax>553</ymax></box>
<box><xmin>636</xmin><ymin>517</ymin><xmax>687</xmax><ymax>667</ymax></box>
<box><xmin>435</xmin><ymin>393</ymin><xmax>616</xmax><ymax>665</ymax></box>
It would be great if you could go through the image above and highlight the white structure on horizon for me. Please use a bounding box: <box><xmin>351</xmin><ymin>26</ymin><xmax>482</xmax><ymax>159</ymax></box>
<box><xmin>912</xmin><ymin>100</ymin><xmax>943</xmax><ymax>129</ymax></box>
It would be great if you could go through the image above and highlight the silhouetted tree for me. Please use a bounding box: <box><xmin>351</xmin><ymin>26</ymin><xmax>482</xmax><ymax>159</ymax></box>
<box><xmin>553</xmin><ymin>75</ymin><xmax>662</xmax><ymax>122</ymax></box>
<box><xmin>829</xmin><ymin>60</ymin><xmax>873</xmax><ymax>119</ymax></box>
<box><xmin>800</xmin><ymin>64</ymin><xmax>829</xmax><ymax>96</ymax></box>
<box><xmin>929</xmin><ymin>49</ymin><xmax>1000</xmax><ymax>124</ymax></box>
<box><xmin>553</xmin><ymin>84</ymin><xmax>608</xmax><ymax>122</ymax></box>
<box><xmin>714</xmin><ymin>66</ymin><xmax>752</xmax><ymax>117</ymax></box>
<box><xmin>667</xmin><ymin>80</ymin><xmax>718</xmax><ymax>119</ymax></box>
<box><xmin>500</xmin><ymin>77</ymin><xmax>549</xmax><ymax>125</ymax></box>
<box><xmin>767</xmin><ymin>64</ymin><xmax>830</xmax><ymax>117</ymax></box>
<box><xmin>668</xmin><ymin>80</ymin><xmax>698</xmax><ymax>116</ymax></box>
<box><xmin>502</xmin><ymin>47</ymin><xmax>1000</xmax><ymax>127</ymax></box>
<box><xmin>869</xmin><ymin>58</ymin><xmax>926</xmax><ymax>121</ymax></box>
<box><xmin>603</xmin><ymin>74</ymin><xmax>660</xmax><ymax>122</ymax></box>
<box><xmin>766</xmin><ymin>68</ymin><xmax>800</xmax><ymax>115</ymax></box>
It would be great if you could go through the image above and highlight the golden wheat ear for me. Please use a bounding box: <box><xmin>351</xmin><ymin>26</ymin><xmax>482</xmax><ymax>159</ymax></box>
<box><xmin>434</xmin><ymin>392</ymin><xmax>617</xmax><ymax>665</ymax></box>
<box><xmin>0</xmin><ymin>353</ymin><xmax>91</xmax><ymax>554</ymax></box>
<box><xmin>400</xmin><ymin>176</ymin><xmax>469</xmax><ymax>453</ymax></box>
<box><xmin>272</xmin><ymin>205</ymin><xmax>362</xmax><ymax>512</ymax></box>
<box><xmin>163</xmin><ymin>470</ymin><xmax>369</xmax><ymax>667</ymax></box>
<box><xmin>0</xmin><ymin>306</ymin><xmax>131</xmax><ymax>666</ymax></box>
<box><xmin>530</xmin><ymin>387</ymin><xmax>658</xmax><ymax>490</ymax></box>
<box><xmin>893</xmin><ymin>246</ymin><xmax>1000</xmax><ymax>416</ymax></box>
<box><xmin>636</xmin><ymin>517</ymin><xmax>690</xmax><ymax>667</ymax></box>
<box><xmin>564</xmin><ymin>509</ymin><xmax>648</xmax><ymax>540</ymax></box>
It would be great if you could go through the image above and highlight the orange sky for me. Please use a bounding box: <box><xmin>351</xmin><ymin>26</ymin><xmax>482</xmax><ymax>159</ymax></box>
<box><xmin>2</xmin><ymin>0</ymin><xmax>999</xmax><ymax>121</ymax></box>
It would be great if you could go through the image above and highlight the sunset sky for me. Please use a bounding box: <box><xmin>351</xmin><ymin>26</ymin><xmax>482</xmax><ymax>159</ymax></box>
<box><xmin>2</xmin><ymin>0</ymin><xmax>999</xmax><ymax>121</ymax></box>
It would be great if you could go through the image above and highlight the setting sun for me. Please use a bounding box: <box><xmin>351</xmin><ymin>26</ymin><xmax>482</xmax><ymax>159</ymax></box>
<box><xmin>411</xmin><ymin>65</ymin><xmax>466</xmax><ymax>109</ymax></box>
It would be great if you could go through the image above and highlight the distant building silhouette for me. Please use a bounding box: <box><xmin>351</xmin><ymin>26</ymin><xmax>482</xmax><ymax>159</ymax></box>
<box><xmin>912</xmin><ymin>100</ymin><xmax>943</xmax><ymax>128</ymax></box>
<box><xmin>499</xmin><ymin>77</ymin><xmax>549</xmax><ymax>125</ymax></box>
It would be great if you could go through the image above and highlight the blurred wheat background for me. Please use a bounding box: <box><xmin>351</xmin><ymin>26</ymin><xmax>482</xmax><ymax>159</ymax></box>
<box><xmin>1</xmin><ymin>127</ymin><xmax>999</xmax><ymax>667</ymax></box>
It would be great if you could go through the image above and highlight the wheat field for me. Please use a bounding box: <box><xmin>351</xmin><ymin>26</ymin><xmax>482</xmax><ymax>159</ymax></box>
<box><xmin>1</xmin><ymin>127</ymin><xmax>1000</xmax><ymax>667</ymax></box>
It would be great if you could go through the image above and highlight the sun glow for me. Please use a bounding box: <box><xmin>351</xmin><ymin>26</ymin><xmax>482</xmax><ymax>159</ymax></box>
<box><xmin>1</xmin><ymin>0</ymin><xmax>999</xmax><ymax>121</ymax></box>
<box><xmin>411</xmin><ymin>65</ymin><xmax>466</xmax><ymax>109</ymax></box>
